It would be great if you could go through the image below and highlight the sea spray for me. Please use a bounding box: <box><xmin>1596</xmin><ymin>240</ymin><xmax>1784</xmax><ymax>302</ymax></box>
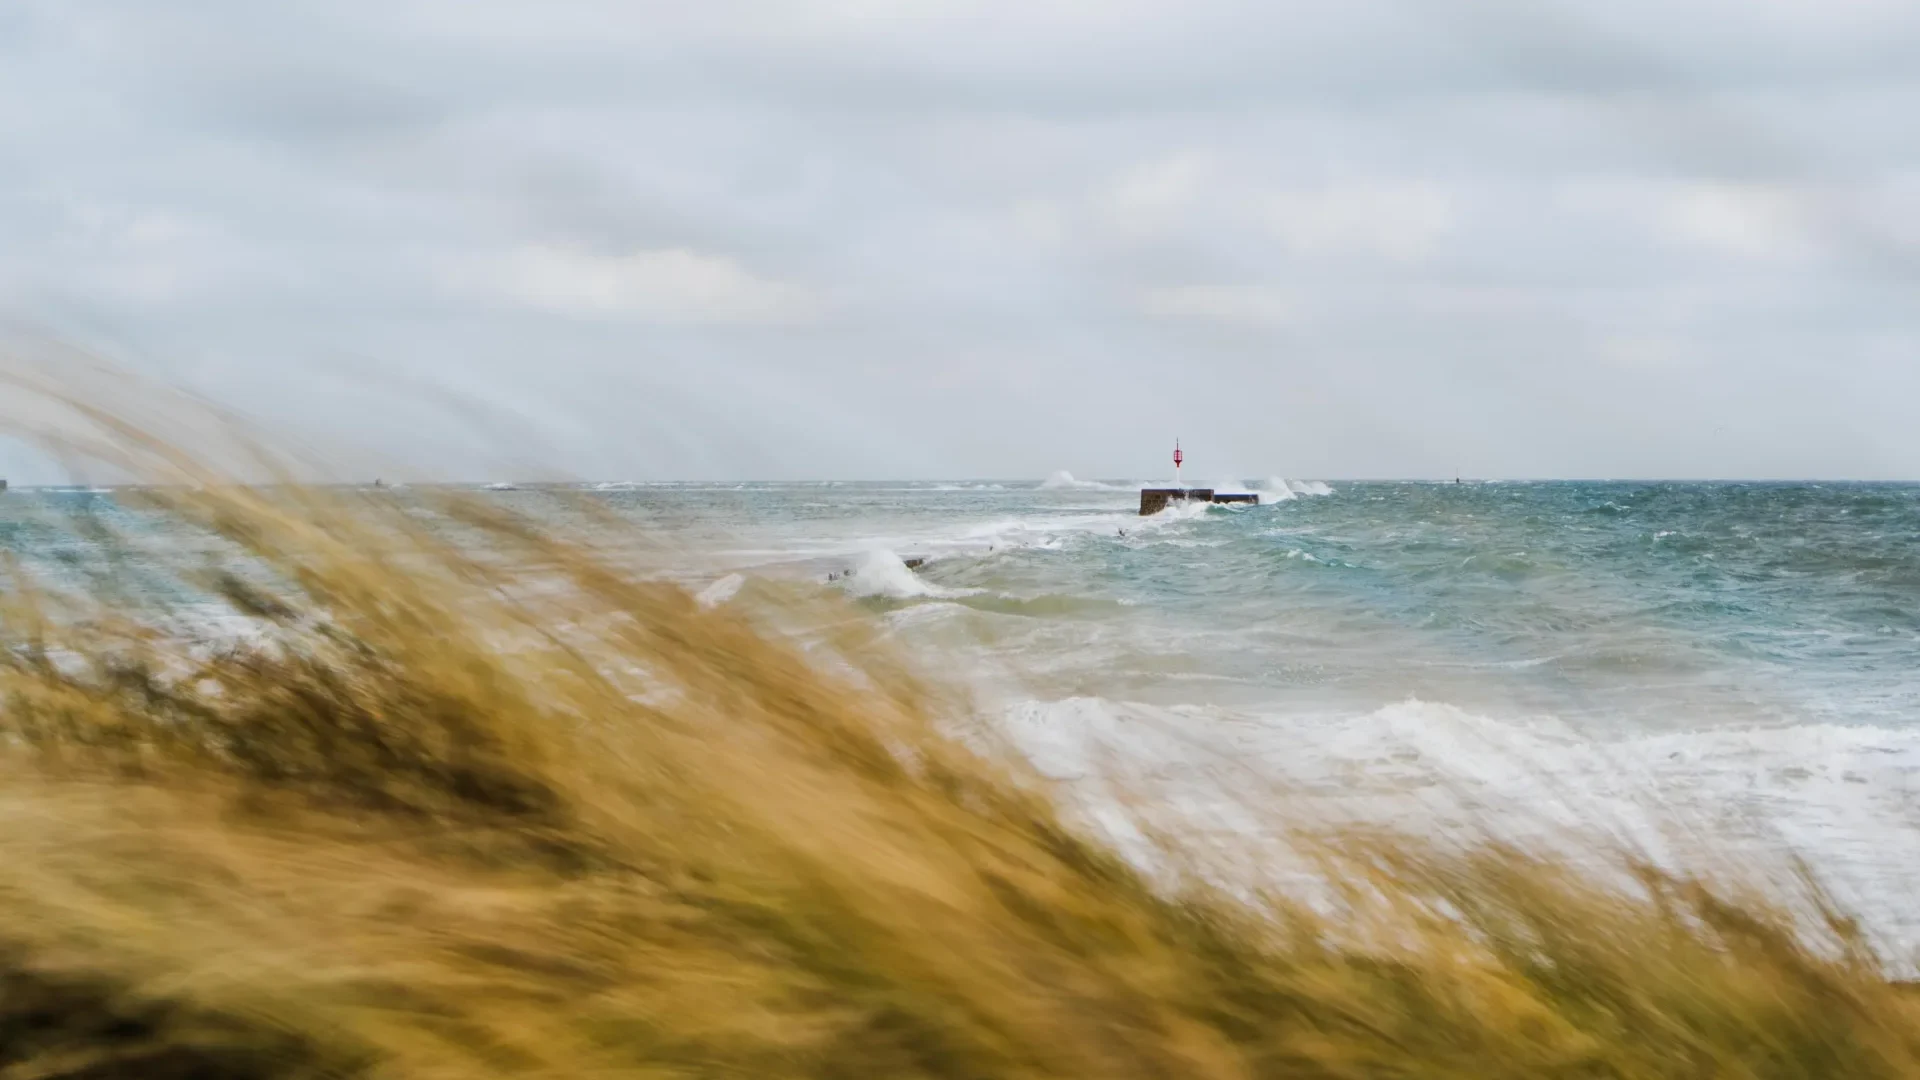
<box><xmin>1039</xmin><ymin>470</ymin><xmax>1125</xmax><ymax>491</ymax></box>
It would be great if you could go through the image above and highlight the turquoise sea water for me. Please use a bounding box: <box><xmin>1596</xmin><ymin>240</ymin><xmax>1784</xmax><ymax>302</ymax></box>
<box><xmin>568</xmin><ymin>478</ymin><xmax>1920</xmax><ymax>728</ymax></box>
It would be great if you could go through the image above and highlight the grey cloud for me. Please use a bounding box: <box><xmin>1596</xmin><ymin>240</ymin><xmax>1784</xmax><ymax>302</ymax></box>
<box><xmin>1</xmin><ymin>0</ymin><xmax>1918</xmax><ymax>484</ymax></box>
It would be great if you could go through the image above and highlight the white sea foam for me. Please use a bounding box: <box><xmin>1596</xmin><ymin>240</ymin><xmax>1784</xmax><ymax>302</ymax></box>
<box><xmin>1141</xmin><ymin>499</ymin><xmax>1213</xmax><ymax>523</ymax></box>
<box><xmin>1040</xmin><ymin>471</ymin><xmax>1124</xmax><ymax>491</ymax></box>
<box><xmin>1254</xmin><ymin>477</ymin><xmax>1297</xmax><ymax>503</ymax></box>
<box><xmin>1250</xmin><ymin>477</ymin><xmax>1333</xmax><ymax>503</ymax></box>
<box><xmin>483</xmin><ymin>482</ymin><xmax>518</xmax><ymax>491</ymax></box>
<box><xmin>1206</xmin><ymin>478</ymin><xmax>1256</xmax><ymax>498</ymax></box>
<box><xmin>995</xmin><ymin>694</ymin><xmax>1920</xmax><ymax>955</ymax></box>
<box><xmin>947</xmin><ymin>508</ymin><xmax>1160</xmax><ymax>552</ymax></box>
<box><xmin>840</xmin><ymin>549</ymin><xmax>976</xmax><ymax>600</ymax></box>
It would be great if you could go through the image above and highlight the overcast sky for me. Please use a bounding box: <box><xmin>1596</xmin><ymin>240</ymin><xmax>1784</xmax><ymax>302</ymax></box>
<box><xmin>2</xmin><ymin>0</ymin><xmax>1919</xmax><ymax>483</ymax></box>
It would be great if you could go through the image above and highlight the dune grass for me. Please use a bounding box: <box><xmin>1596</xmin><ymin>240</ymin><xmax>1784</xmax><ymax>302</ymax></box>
<box><xmin>0</xmin><ymin>396</ymin><xmax>1913</xmax><ymax>1076</ymax></box>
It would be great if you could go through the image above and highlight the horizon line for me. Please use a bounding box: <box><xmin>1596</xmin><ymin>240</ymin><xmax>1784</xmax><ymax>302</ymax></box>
<box><xmin>6</xmin><ymin>477</ymin><xmax>1919</xmax><ymax>490</ymax></box>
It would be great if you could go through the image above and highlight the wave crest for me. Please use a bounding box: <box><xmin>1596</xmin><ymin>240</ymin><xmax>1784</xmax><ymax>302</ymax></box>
<box><xmin>840</xmin><ymin>549</ymin><xmax>975</xmax><ymax>600</ymax></box>
<box><xmin>1255</xmin><ymin>477</ymin><xmax>1333</xmax><ymax>503</ymax></box>
<box><xmin>1041</xmin><ymin>471</ymin><xmax>1122</xmax><ymax>491</ymax></box>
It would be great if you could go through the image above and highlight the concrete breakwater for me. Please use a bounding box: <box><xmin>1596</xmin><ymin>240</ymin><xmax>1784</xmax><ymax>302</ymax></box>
<box><xmin>1138</xmin><ymin>488</ymin><xmax>1258</xmax><ymax>515</ymax></box>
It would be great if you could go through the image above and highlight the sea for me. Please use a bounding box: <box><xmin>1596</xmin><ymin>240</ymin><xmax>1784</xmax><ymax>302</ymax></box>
<box><xmin>7</xmin><ymin>473</ymin><xmax>1920</xmax><ymax>952</ymax></box>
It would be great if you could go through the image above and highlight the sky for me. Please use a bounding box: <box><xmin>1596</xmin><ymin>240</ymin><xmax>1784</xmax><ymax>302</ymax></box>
<box><xmin>2</xmin><ymin>0</ymin><xmax>1919</xmax><ymax>483</ymax></box>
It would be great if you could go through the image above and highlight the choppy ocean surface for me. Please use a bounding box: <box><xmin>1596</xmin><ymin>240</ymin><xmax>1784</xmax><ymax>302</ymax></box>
<box><xmin>8</xmin><ymin>476</ymin><xmax>1920</xmax><ymax>949</ymax></box>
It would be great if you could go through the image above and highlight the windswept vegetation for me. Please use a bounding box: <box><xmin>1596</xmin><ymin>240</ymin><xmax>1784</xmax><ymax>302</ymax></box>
<box><xmin>0</xmin><ymin>382</ymin><xmax>1913</xmax><ymax>1078</ymax></box>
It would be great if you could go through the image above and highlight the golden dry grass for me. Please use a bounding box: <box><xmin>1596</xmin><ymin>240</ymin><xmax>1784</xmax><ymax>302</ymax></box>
<box><xmin>0</xmin><ymin>387</ymin><xmax>1914</xmax><ymax>1077</ymax></box>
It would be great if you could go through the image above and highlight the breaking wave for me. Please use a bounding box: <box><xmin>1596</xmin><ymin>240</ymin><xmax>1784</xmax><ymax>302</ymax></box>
<box><xmin>838</xmin><ymin>549</ymin><xmax>977</xmax><ymax>600</ymax></box>
<box><xmin>1254</xmin><ymin>477</ymin><xmax>1334</xmax><ymax>503</ymax></box>
<box><xmin>998</xmin><ymin>693</ymin><xmax>1920</xmax><ymax>952</ymax></box>
<box><xmin>1040</xmin><ymin>471</ymin><xmax>1124</xmax><ymax>491</ymax></box>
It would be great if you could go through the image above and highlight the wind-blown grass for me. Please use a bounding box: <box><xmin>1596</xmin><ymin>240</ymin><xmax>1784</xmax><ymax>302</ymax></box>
<box><xmin>0</xmin><ymin>391</ymin><xmax>1914</xmax><ymax>1077</ymax></box>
